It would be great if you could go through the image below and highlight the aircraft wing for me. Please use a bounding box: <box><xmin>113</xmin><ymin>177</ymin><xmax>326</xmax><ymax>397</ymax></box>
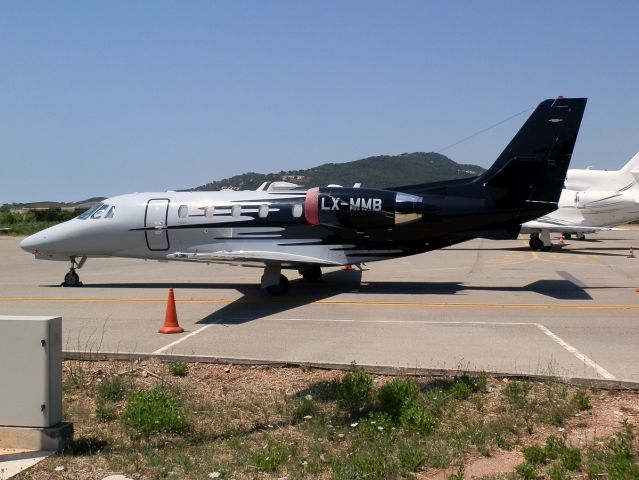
<box><xmin>521</xmin><ymin>221</ymin><xmax>620</xmax><ymax>233</ymax></box>
<box><xmin>166</xmin><ymin>250</ymin><xmax>342</xmax><ymax>267</ymax></box>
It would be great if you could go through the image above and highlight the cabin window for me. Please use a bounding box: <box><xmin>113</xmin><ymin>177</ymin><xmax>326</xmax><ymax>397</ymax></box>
<box><xmin>231</xmin><ymin>205</ymin><xmax>241</xmax><ymax>217</ymax></box>
<box><xmin>258</xmin><ymin>204</ymin><xmax>269</xmax><ymax>218</ymax></box>
<box><xmin>292</xmin><ymin>204</ymin><xmax>303</xmax><ymax>218</ymax></box>
<box><xmin>91</xmin><ymin>204</ymin><xmax>109</xmax><ymax>219</ymax></box>
<box><xmin>205</xmin><ymin>206</ymin><xmax>215</xmax><ymax>218</ymax></box>
<box><xmin>178</xmin><ymin>205</ymin><xmax>188</xmax><ymax>218</ymax></box>
<box><xmin>105</xmin><ymin>206</ymin><xmax>115</xmax><ymax>219</ymax></box>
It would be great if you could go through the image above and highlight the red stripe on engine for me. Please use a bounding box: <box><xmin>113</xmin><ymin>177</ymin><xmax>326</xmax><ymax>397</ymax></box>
<box><xmin>305</xmin><ymin>187</ymin><xmax>320</xmax><ymax>225</ymax></box>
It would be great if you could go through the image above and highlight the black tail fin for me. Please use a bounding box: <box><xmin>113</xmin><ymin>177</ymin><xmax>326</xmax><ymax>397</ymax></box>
<box><xmin>478</xmin><ymin>97</ymin><xmax>587</xmax><ymax>205</ymax></box>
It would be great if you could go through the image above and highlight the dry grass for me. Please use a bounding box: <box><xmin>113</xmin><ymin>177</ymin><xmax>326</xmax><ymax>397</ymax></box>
<box><xmin>16</xmin><ymin>359</ymin><xmax>639</xmax><ymax>480</ymax></box>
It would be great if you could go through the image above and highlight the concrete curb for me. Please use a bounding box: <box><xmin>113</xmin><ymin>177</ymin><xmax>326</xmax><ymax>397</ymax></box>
<box><xmin>0</xmin><ymin>423</ymin><xmax>73</xmax><ymax>452</ymax></box>
<box><xmin>63</xmin><ymin>350</ymin><xmax>639</xmax><ymax>391</ymax></box>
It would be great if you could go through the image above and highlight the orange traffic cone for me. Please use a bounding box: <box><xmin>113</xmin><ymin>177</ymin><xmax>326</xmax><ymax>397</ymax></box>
<box><xmin>343</xmin><ymin>264</ymin><xmax>354</xmax><ymax>271</ymax></box>
<box><xmin>159</xmin><ymin>288</ymin><xmax>184</xmax><ymax>334</ymax></box>
<box><xmin>628</xmin><ymin>247</ymin><xmax>636</xmax><ymax>259</ymax></box>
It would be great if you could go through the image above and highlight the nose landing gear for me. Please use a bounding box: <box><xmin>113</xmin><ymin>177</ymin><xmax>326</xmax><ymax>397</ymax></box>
<box><xmin>62</xmin><ymin>256</ymin><xmax>87</xmax><ymax>287</ymax></box>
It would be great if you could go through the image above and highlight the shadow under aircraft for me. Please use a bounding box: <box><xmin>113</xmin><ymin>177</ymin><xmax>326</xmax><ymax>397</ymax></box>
<box><xmin>59</xmin><ymin>266</ymin><xmax>606</xmax><ymax>326</ymax></box>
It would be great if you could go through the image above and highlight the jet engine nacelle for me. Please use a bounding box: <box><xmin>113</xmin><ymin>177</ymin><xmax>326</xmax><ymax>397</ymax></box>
<box><xmin>573</xmin><ymin>190</ymin><xmax>637</xmax><ymax>210</ymax></box>
<box><xmin>304</xmin><ymin>187</ymin><xmax>424</xmax><ymax>229</ymax></box>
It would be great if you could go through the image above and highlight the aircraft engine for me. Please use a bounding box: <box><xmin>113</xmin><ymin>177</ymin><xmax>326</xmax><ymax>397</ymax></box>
<box><xmin>304</xmin><ymin>187</ymin><xmax>425</xmax><ymax>229</ymax></box>
<box><xmin>573</xmin><ymin>190</ymin><xmax>635</xmax><ymax>210</ymax></box>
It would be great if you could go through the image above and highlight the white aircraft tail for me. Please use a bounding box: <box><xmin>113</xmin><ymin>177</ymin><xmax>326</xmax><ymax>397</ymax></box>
<box><xmin>619</xmin><ymin>152</ymin><xmax>639</xmax><ymax>172</ymax></box>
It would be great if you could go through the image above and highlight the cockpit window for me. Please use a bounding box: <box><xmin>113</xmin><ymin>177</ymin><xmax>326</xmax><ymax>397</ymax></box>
<box><xmin>77</xmin><ymin>203</ymin><xmax>113</xmax><ymax>220</ymax></box>
<box><xmin>91</xmin><ymin>204</ymin><xmax>109</xmax><ymax>219</ymax></box>
<box><xmin>77</xmin><ymin>203</ymin><xmax>104</xmax><ymax>220</ymax></box>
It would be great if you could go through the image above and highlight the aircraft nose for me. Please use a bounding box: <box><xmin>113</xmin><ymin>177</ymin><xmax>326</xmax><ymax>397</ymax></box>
<box><xmin>20</xmin><ymin>222</ymin><xmax>77</xmax><ymax>254</ymax></box>
<box><xmin>20</xmin><ymin>231</ymin><xmax>46</xmax><ymax>253</ymax></box>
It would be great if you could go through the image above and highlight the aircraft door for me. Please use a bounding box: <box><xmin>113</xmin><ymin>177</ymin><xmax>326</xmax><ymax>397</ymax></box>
<box><xmin>145</xmin><ymin>199</ymin><xmax>170</xmax><ymax>251</ymax></box>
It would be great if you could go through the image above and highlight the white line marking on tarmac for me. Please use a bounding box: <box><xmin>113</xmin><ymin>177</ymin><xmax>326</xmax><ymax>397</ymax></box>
<box><xmin>153</xmin><ymin>324</ymin><xmax>213</xmax><ymax>355</ymax></box>
<box><xmin>152</xmin><ymin>318</ymin><xmax>615</xmax><ymax>380</ymax></box>
<box><xmin>534</xmin><ymin>323</ymin><xmax>616</xmax><ymax>380</ymax></box>
<box><xmin>251</xmin><ymin>318</ymin><xmax>533</xmax><ymax>325</ymax></box>
<box><xmin>242</xmin><ymin>318</ymin><xmax>618</xmax><ymax>380</ymax></box>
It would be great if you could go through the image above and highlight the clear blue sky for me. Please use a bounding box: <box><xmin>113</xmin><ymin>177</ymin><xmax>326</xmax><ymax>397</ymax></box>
<box><xmin>1</xmin><ymin>1</ymin><xmax>638</xmax><ymax>204</ymax></box>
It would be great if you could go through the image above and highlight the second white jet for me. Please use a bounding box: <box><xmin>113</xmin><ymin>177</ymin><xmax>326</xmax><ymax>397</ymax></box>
<box><xmin>522</xmin><ymin>152</ymin><xmax>639</xmax><ymax>250</ymax></box>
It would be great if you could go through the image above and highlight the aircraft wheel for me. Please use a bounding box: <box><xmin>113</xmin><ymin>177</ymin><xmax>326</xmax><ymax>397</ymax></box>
<box><xmin>266</xmin><ymin>274</ymin><xmax>289</xmax><ymax>296</ymax></box>
<box><xmin>562</xmin><ymin>232</ymin><xmax>572</xmax><ymax>240</ymax></box>
<box><xmin>529</xmin><ymin>237</ymin><xmax>544</xmax><ymax>251</ymax></box>
<box><xmin>299</xmin><ymin>266</ymin><xmax>322</xmax><ymax>282</ymax></box>
<box><xmin>63</xmin><ymin>270</ymin><xmax>81</xmax><ymax>287</ymax></box>
<box><xmin>576</xmin><ymin>233</ymin><xmax>586</xmax><ymax>240</ymax></box>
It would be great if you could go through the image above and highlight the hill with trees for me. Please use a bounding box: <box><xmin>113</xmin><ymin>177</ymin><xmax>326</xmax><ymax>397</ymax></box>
<box><xmin>187</xmin><ymin>152</ymin><xmax>485</xmax><ymax>191</ymax></box>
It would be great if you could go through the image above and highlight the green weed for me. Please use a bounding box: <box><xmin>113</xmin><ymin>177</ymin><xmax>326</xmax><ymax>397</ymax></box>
<box><xmin>97</xmin><ymin>375</ymin><xmax>128</xmax><ymax>402</ymax></box>
<box><xmin>397</xmin><ymin>439</ymin><xmax>426</xmax><ymax>471</ymax></box>
<box><xmin>548</xmin><ymin>462</ymin><xmax>567</xmax><ymax>480</ymax></box>
<box><xmin>122</xmin><ymin>388</ymin><xmax>188</xmax><ymax>436</ymax></box>
<box><xmin>168</xmin><ymin>361</ymin><xmax>189</xmax><ymax>377</ymax></box>
<box><xmin>333</xmin><ymin>368</ymin><xmax>373</xmax><ymax>416</ymax></box>
<box><xmin>560</xmin><ymin>447</ymin><xmax>582</xmax><ymax>471</ymax></box>
<box><xmin>293</xmin><ymin>396</ymin><xmax>319</xmax><ymax>422</ymax></box>
<box><xmin>377</xmin><ymin>377</ymin><xmax>419</xmax><ymax>419</ymax></box>
<box><xmin>399</xmin><ymin>400</ymin><xmax>437</xmax><ymax>434</ymax></box>
<box><xmin>447</xmin><ymin>464</ymin><xmax>465</xmax><ymax>480</ymax></box>
<box><xmin>574</xmin><ymin>388</ymin><xmax>592</xmax><ymax>410</ymax></box>
<box><xmin>250</xmin><ymin>441</ymin><xmax>287</xmax><ymax>472</ymax></box>
<box><xmin>515</xmin><ymin>462</ymin><xmax>537</xmax><ymax>479</ymax></box>
<box><xmin>95</xmin><ymin>403</ymin><xmax>117</xmax><ymax>422</ymax></box>
<box><xmin>522</xmin><ymin>445</ymin><xmax>548</xmax><ymax>464</ymax></box>
<box><xmin>503</xmin><ymin>381</ymin><xmax>532</xmax><ymax>408</ymax></box>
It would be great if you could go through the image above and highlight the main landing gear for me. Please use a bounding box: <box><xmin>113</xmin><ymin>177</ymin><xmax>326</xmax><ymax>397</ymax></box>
<box><xmin>528</xmin><ymin>232</ymin><xmax>552</xmax><ymax>252</ymax></box>
<box><xmin>561</xmin><ymin>232</ymin><xmax>586</xmax><ymax>241</ymax></box>
<box><xmin>298</xmin><ymin>265</ymin><xmax>322</xmax><ymax>282</ymax></box>
<box><xmin>261</xmin><ymin>264</ymin><xmax>324</xmax><ymax>296</ymax></box>
<box><xmin>261</xmin><ymin>264</ymin><xmax>289</xmax><ymax>296</ymax></box>
<box><xmin>62</xmin><ymin>256</ymin><xmax>87</xmax><ymax>287</ymax></box>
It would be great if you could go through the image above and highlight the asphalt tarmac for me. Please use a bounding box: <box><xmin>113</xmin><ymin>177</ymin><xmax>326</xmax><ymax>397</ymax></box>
<box><xmin>2</xmin><ymin>230</ymin><xmax>639</xmax><ymax>383</ymax></box>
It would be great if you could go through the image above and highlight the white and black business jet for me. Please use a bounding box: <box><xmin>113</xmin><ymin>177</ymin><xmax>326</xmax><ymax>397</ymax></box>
<box><xmin>21</xmin><ymin>97</ymin><xmax>587</xmax><ymax>295</ymax></box>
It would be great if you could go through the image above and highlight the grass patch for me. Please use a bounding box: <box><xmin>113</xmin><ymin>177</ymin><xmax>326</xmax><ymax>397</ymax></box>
<box><xmin>574</xmin><ymin>388</ymin><xmax>592</xmax><ymax>411</ymax></box>
<box><xmin>249</xmin><ymin>439</ymin><xmax>288</xmax><ymax>472</ymax></box>
<box><xmin>122</xmin><ymin>387</ymin><xmax>189</xmax><ymax>436</ymax></box>
<box><xmin>332</xmin><ymin>366</ymin><xmax>373</xmax><ymax>416</ymax></box>
<box><xmin>25</xmin><ymin>360</ymin><xmax>639</xmax><ymax>480</ymax></box>
<box><xmin>167</xmin><ymin>361</ymin><xmax>189</xmax><ymax>377</ymax></box>
<box><xmin>516</xmin><ymin>426</ymin><xmax>639</xmax><ymax>479</ymax></box>
<box><xmin>377</xmin><ymin>377</ymin><xmax>419</xmax><ymax>419</ymax></box>
<box><xmin>97</xmin><ymin>375</ymin><xmax>129</xmax><ymax>402</ymax></box>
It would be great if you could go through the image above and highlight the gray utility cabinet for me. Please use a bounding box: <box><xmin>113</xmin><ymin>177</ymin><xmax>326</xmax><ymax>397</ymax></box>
<box><xmin>0</xmin><ymin>316</ymin><xmax>62</xmax><ymax>427</ymax></box>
